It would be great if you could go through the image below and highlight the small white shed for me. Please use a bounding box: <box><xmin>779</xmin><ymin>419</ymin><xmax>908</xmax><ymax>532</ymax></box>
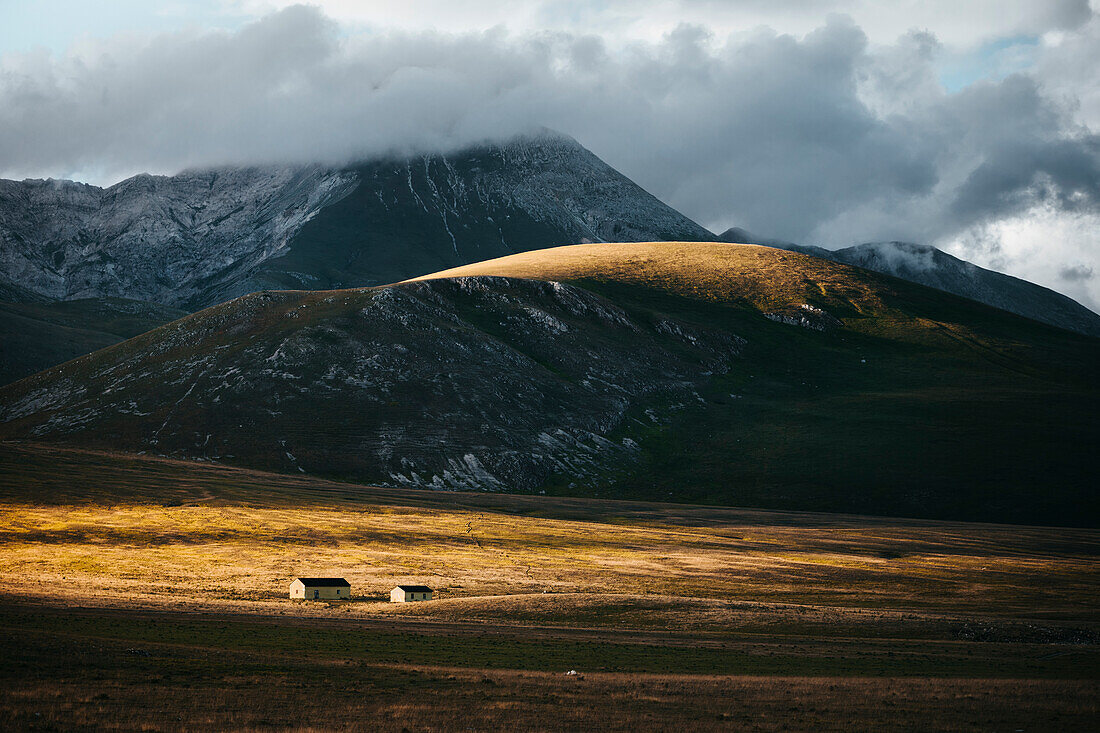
<box><xmin>390</xmin><ymin>585</ymin><xmax>433</xmax><ymax>602</ymax></box>
<box><xmin>290</xmin><ymin>577</ymin><xmax>351</xmax><ymax>600</ymax></box>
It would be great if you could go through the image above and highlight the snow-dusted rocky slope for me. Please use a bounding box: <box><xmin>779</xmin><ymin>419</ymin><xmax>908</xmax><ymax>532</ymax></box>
<box><xmin>719</xmin><ymin>229</ymin><xmax>1100</xmax><ymax>337</ymax></box>
<box><xmin>1</xmin><ymin>133</ymin><xmax>712</xmax><ymax>311</ymax></box>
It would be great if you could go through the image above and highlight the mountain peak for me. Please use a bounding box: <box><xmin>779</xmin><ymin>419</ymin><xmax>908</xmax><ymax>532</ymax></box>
<box><xmin>717</xmin><ymin>226</ymin><xmax>797</xmax><ymax>248</ymax></box>
<box><xmin>0</xmin><ymin>135</ymin><xmax>713</xmax><ymax>312</ymax></box>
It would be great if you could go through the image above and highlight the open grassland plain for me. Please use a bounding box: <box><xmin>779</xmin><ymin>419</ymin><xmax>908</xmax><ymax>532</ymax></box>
<box><xmin>1</xmin><ymin>442</ymin><xmax>1099</xmax><ymax>729</ymax></box>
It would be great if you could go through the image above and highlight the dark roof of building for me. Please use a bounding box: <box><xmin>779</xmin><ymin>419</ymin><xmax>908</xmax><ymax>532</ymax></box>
<box><xmin>294</xmin><ymin>577</ymin><xmax>350</xmax><ymax>587</ymax></box>
<box><xmin>395</xmin><ymin>585</ymin><xmax>433</xmax><ymax>592</ymax></box>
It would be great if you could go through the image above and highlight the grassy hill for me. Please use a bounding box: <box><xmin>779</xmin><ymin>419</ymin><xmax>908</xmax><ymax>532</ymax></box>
<box><xmin>1</xmin><ymin>242</ymin><xmax>1096</xmax><ymax>524</ymax></box>
<box><xmin>0</xmin><ymin>297</ymin><xmax>186</xmax><ymax>385</ymax></box>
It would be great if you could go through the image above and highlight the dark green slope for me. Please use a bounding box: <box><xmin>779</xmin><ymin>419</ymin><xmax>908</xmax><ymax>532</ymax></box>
<box><xmin>0</xmin><ymin>298</ymin><xmax>186</xmax><ymax>385</ymax></box>
<box><xmin>576</xmin><ymin>279</ymin><xmax>1099</xmax><ymax>525</ymax></box>
<box><xmin>253</xmin><ymin>157</ymin><xmax>562</xmax><ymax>291</ymax></box>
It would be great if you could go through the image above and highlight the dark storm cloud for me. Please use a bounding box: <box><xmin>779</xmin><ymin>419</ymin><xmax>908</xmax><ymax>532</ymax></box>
<box><xmin>945</xmin><ymin>78</ymin><xmax>1100</xmax><ymax>223</ymax></box>
<box><xmin>1</xmin><ymin>3</ymin><xmax>1098</xmax><ymax>250</ymax></box>
<box><xmin>951</xmin><ymin>135</ymin><xmax>1100</xmax><ymax>220</ymax></box>
<box><xmin>1060</xmin><ymin>264</ymin><xmax>1095</xmax><ymax>281</ymax></box>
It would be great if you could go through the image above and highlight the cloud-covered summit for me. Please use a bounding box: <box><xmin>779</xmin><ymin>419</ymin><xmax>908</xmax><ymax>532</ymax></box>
<box><xmin>1</xmin><ymin>3</ymin><xmax>1097</xmax><ymax>308</ymax></box>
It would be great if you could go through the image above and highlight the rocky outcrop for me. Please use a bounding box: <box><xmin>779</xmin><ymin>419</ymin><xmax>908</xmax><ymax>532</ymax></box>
<box><xmin>0</xmin><ymin>168</ymin><xmax>357</xmax><ymax>309</ymax></box>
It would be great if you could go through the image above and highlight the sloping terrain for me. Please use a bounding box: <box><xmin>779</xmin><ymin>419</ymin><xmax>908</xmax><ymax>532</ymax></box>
<box><xmin>0</xmin><ymin>274</ymin><xmax>741</xmax><ymax>491</ymax></box>
<box><xmin>827</xmin><ymin>241</ymin><xmax>1100</xmax><ymax>337</ymax></box>
<box><xmin>0</xmin><ymin>133</ymin><xmax>711</xmax><ymax>380</ymax></box>
<box><xmin>719</xmin><ymin>229</ymin><xmax>1100</xmax><ymax>337</ymax></box>
<box><xmin>0</xmin><ymin>167</ymin><xmax>357</xmax><ymax>309</ymax></box>
<box><xmin>253</xmin><ymin>133</ymin><xmax>714</xmax><ymax>298</ymax></box>
<box><xmin>1</xmin><ymin>242</ymin><xmax>1096</xmax><ymax>524</ymax></box>
<box><xmin>0</xmin><ymin>132</ymin><xmax>711</xmax><ymax>312</ymax></box>
<box><xmin>0</xmin><ymin>298</ymin><xmax>185</xmax><ymax>385</ymax></box>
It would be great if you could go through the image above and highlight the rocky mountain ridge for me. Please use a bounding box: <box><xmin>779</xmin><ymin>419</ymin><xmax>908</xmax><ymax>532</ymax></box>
<box><xmin>1</xmin><ymin>133</ymin><xmax>711</xmax><ymax>311</ymax></box>
<box><xmin>0</xmin><ymin>167</ymin><xmax>356</xmax><ymax>309</ymax></box>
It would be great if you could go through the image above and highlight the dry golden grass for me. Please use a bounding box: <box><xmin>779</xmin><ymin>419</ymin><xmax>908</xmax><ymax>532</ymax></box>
<box><xmin>1</xmin><ymin>444</ymin><xmax>1097</xmax><ymax>635</ymax></box>
<box><xmin>3</xmin><ymin>443</ymin><xmax>1099</xmax><ymax>729</ymax></box>
<box><xmin>403</xmin><ymin>241</ymin><xmax>1060</xmax><ymax>359</ymax></box>
<box><xmin>2</xmin><ymin>499</ymin><xmax>1096</xmax><ymax>622</ymax></box>
<box><xmin>407</xmin><ymin>241</ymin><xmax>889</xmax><ymax>313</ymax></box>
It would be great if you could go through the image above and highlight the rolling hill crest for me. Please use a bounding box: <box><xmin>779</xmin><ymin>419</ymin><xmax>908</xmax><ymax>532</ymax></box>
<box><xmin>2</xmin><ymin>242</ymin><xmax>1097</xmax><ymax>525</ymax></box>
<box><xmin>718</xmin><ymin>229</ymin><xmax>1100</xmax><ymax>337</ymax></box>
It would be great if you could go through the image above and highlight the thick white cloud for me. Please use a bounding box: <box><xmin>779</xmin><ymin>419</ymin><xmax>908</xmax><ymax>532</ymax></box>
<box><xmin>234</xmin><ymin>0</ymin><xmax>1093</xmax><ymax>47</ymax></box>
<box><xmin>940</xmin><ymin>208</ymin><xmax>1100</xmax><ymax>311</ymax></box>
<box><xmin>1</xmin><ymin>3</ymin><xmax>1097</xmax><ymax>308</ymax></box>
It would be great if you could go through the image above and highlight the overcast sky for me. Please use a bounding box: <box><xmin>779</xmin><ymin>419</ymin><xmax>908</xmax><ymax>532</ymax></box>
<box><xmin>2</xmin><ymin>0</ymin><xmax>1098</xmax><ymax>309</ymax></box>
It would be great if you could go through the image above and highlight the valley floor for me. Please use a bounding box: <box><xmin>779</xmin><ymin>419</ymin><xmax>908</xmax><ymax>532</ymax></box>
<box><xmin>1</xmin><ymin>442</ymin><xmax>1098</xmax><ymax>730</ymax></box>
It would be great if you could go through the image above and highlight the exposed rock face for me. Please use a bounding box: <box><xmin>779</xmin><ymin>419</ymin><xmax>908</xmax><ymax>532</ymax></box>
<box><xmin>0</xmin><ymin>276</ymin><xmax>741</xmax><ymax>490</ymax></box>
<box><xmin>764</xmin><ymin>304</ymin><xmax>843</xmax><ymax>331</ymax></box>
<box><xmin>0</xmin><ymin>133</ymin><xmax>713</xmax><ymax>312</ymax></box>
<box><xmin>0</xmin><ymin>168</ymin><xmax>357</xmax><ymax>309</ymax></box>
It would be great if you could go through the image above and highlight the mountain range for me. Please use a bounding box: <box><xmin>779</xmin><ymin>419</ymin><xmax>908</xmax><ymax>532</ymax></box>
<box><xmin>0</xmin><ymin>132</ymin><xmax>718</xmax><ymax>383</ymax></box>
<box><xmin>0</xmin><ymin>132</ymin><xmax>1097</xmax><ymax>524</ymax></box>
<box><xmin>0</xmin><ymin>132</ymin><xmax>709</xmax><ymax>311</ymax></box>
<box><xmin>2</xmin><ymin>132</ymin><xmax>1098</xmax><ymax>386</ymax></box>
<box><xmin>1</xmin><ymin>242</ymin><xmax>1096</xmax><ymax>525</ymax></box>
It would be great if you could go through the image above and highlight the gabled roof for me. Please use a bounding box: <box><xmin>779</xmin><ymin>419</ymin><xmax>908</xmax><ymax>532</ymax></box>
<box><xmin>394</xmin><ymin>585</ymin><xmax>433</xmax><ymax>592</ymax></box>
<box><xmin>294</xmin><ymin>577</ymin><xmax>350</xmax><ymax>587</ymax></box>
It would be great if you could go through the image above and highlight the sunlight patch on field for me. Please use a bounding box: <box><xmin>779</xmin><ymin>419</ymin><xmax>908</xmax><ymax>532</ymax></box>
<box><xmin>1</xmin><ymin>497</ymin><xmax>1097</xmax><ymax>629</ymax></box>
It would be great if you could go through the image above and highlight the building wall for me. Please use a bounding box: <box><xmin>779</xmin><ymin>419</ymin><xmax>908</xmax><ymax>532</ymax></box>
<box><xmin>290</xmin><ymin>582</ymin><xmax>348</xmax><ymax>600</ymax></box>
<box><xmin>390</xmin><ymin>588</ymin><xmax>433</xmax><ymax>602</ymax></box>
<box><xmin>312</xmin><ymin>586</ymin><xmax>345</xmax><ymax>600</ymax></box>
